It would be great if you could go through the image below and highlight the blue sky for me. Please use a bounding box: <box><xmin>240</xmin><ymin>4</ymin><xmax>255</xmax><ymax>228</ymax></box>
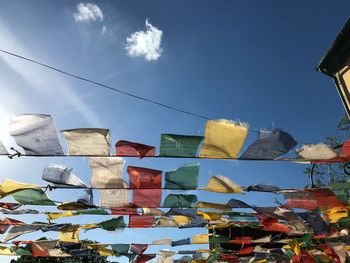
<box><xmin>0</xmin><ymin>1</ymin><xmax>349</xmax><ymax>262</ymax></box>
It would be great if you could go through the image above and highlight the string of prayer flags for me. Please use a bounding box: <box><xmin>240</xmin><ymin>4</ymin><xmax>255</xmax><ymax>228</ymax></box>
<box><xmin>297</xmin><ymin>144</ymin><xmax>338</xmax><ymax>160</ymax></box>
<box><xmin>132</xmin><ymin>189</ymin><xmax>162</xmax><ymax>208</ymax></box>
<box><xmin>9</xmin><ymin>114</ymin><xmax>63</xmax><ymax>155</ymax></box>
<box><xmin>62</xmin><ymin>128</ymin><xmax>110</xmax><ymax>155</ymax></box>
<box><xmin>115</xmin><ymin>140</ymin><xmax>155</xmax><ymax>158</ymax></box>
<box><xmin>159</xmin><ymin>134</ymin><xmax>203</xmax><ymax>157</ymax></box>
<box><xmin>128</xmin><ymin>166</ymin><xmax>162</xmax><ymax>189</ymax></box>
<box><xmin>203</xmin><ymin>175</ymin><xmax>244</xmax><ymax>194</ymax></box>
<box><xmin>163</xmin><ymin>194</ymin><xmax>198</xmax><ymax>208</ymax></box>
<box><xmin>200</xmin><ymin>119</ymin><xmax>248</xmax><ymax>158</ymax></box>
<box><xmin>42</xmin><ymin>164</ymin><xmax>86</xmax><ymax>188</ymax></box>
<box><xmin>89</xmin><ymin>157</ymin><xmax>125</xmax><ymax>188</ymax></box>
<box><xmin>12</xmin><ymin>189</ymin><xmax>55</xmax><ymax>206</ymax></box>
<box><xmin>239</xmin><ymin>129</ymin><xmax>297</xmax><ymax>160</ymax></box>
<box><xmin>164</xmin><ymin>163</ymin><xmax>199</xmax><ymax>189</ymax></box>
<box><xmin>0</xmin><ymin>179</ymin><xmax>39</xmax><ymax>199</ymax></box>
<box><xmin>297</xmin><ymin>212</ymin><xmax>331</xmax><ymax>235</ymax></box>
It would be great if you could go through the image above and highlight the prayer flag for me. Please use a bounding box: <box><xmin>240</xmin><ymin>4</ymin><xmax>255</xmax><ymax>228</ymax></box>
<box><xmin>62</xmin><ymin>128</ymin><xmax>110</xmax><ymax>155</ymax></box>
<box><xmin>163</xmin><ymin>194</ymin><xmax>198</xmax><ymax>208</ymax></box>
<box><xmin>203</xmin><ymin>175</ymin><xmax>244</xmax><ymax>194</ymax></box>
<box><xmin>128</xmin><ymin>166</ymin><xmax>162</xmax><ymax>189</ymax></box>
<box><xmin>12</xmin><ymin>189</ymin><xmax>55</xmax><ymax>206</ymax></box>
<box><xmin>42</xmin><ymin>164</ymin><xmax>86</xmax><ymax>188</ymax></box>
<box><xmin>115</xmin><ymin>140</ymin><xmax>155</xmax><ymax>158</ymax></box>
<box><xmin>159</xmin><ymin>134</ymin><xmax>203</xmax><ymax>157</ymax></box>
<box><xmin>164</xmin><ymin>163</ymin><xmax>199</xmax><ymax>189</ymax></box>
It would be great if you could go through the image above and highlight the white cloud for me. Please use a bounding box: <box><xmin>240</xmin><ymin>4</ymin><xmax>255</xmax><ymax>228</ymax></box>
<box><xmin>126</xmin><ymin>19</ymin><xmax>163</xmax><ymax>61</ymax></box>
<box><xmin>73</xmin><ymin>3</ymin><xmax>104</xmax><ymax>22</ymax></box>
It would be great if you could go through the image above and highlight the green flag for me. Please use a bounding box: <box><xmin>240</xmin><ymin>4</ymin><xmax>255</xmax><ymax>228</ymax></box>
<box><xmin>98</xmin><ymin>217</ymin><xmax>126</xmax><ymax>231</ymax></box>
<box><xmin>13</xmin><ymin>189</ymin><xmax>55</xmax><ymax>206</ymax></box>
<box><xmin>165</xmin><ymin>163</ymin><xmax>199</xmax><ymax>189</ymax></box>
<box><xmin>159</xmin><ymin>134</ymin><xmax>203</xmax><ymax>157</ymax></box>
<box><xmin>163</xmin><ymin>194</ymin><xmax>198</xmax><ymax>208</ymax></box>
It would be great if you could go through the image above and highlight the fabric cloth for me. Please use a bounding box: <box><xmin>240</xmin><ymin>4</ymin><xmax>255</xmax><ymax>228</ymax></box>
<box><xmin>98</xmin><ymin>216</ymin><xmax>126</xmax><ymax>231</ymax></box>
<box><xmin>163</xmin><ymin>194</ymin><xmax>198</xmax><ymax>208</ymax></box>
<box><xmin>42</xmin><ymin>164</ymin><xmax>86</xmax><ymax>188</ymax></box>
<box><xmin>134</xmin><ymin>254</ymin><xmax>156</xmax><ymax>263</ymax></box>
<box><xmin>172</xmin><ymin>215</ymin><xmax>191</xmax><ymax>226</ymax></box>
<box><xmin>58</xmin><ymin>225</ymin><xmax>80</xmax><ymax>243</ymax></box>
<box><xmin>111</xmin><ymin>207</ymin><xmax>137</xmax><ymax>215</ymax></box>
<box><xmin>99</xmin><ymin>188</ymin><xmax>129</xmax><ymax>208</ymax></box>
<box><xmin>166</xmin><ymin>208</ymin><xmax>197</xmax><ymax>218</ymax></box>
<box><xmin>130</xmin><ymin>243</ymin><xmax>148</xmax><ymax>254</ymax></box>
<box><xmin>324</xmin><ymin>207</ymin><xmax>348</xmax><ymax>223</ymax></box>
<box><xmin>47</xmin><ymin>211</ymin><xmax>75</xmax><ymax>221</ymax></box>
<box><xmin>90</xmin><ymin>157</ymin><xmax>125</xmax><ymax>188</ymax></box>
<box><xmin>62</xmin><ymin>128</ymin><xmax>110</xmax><ymax>155</ymax></box>
<box><xmin>3</xmin><ymin>225</ymin><xmax>41</xmax><ymax>242</ymax></box>
<box><xmin>96</xmin><ymin>248</ymin><xmax>115</xmax><ymax>257</ymax></box>
<box><xmin>281</xmin><ymin>188</ymin><xmax>345</xmax><ymax>210</ymax></box>
<box><xmin>142</xmin><ymin>208</ymin><xmax>165</xmax><ymax>216</ymax></box>
<box><xmin>297</xmin><ymin>212</ymin><xmax>331</xmax><ymax>235</ymax></box>
<box><xmin>157</xmin><ymin>250</ymin><xmax>175</xmax><ymax>263</ymax></box>
<box><xmin>192</xmin><ymin>234</ymin><xmax>209</xmax><ymax>244</ymax></box>
<box><xmin>164</xmin><ymin>163</ymin><xmax>199</xmax><ymax>189</ymax></box>
<box><xmin>155</xmin><ymin>216</ymin><xmax>178</xmax><ymax>227</ymax></box>
<box><xmin>297</xmin><ymin>144</ymin><xmax>338</xmax><ymax>160</ymax></box>
<box><xmin>171</xmin><ymin>238</ymin><xmax>191</xmax><ymax>247</ymax></box>
<box><xmin>2</xmin><ymin>209</ymin><xmax>39</xmax><ymax>215</ymax></box>
<box><xmin>239</xmin><ymin>129</ymin><xmax>297</xmax><ymax>160</ymax></box>
<box><xmin>9</xmin><ymin>114</ymin><xmax>63</xmax><ymax>155</ymax></box>
<box><xmin>132</xmin><ymin>189</ymin><xmax>162</xmax><ymax>208</ymax></box>
<box><xmin>200</xmin><ymin>119</ymin><xmax>248</xmax><ymax>158</ymax></box>
<box><xmin>12</xmin><ymin>188</ymin><xmax>55</xmax><ymax>206</ymax></box>
<box><xmin>0</xmin><ymin>179</ymin><xmax>39</xmax><ymax>199</ymax></box>
<box><xmin>115</xmin><ymin>140</ymin><xmax>155</xmax><ymax>158</ymax></box>
<box><xmin>226</xmin><ymin>199</ymin><xmax>251</xmax><ymax>208</ymax></box>
<box><xmin>245</xmin><ymin>184</ymin><xmax>280</xmax><ymax>193</ymax></box>
<box><xmin>0</xmin><ymin>225</ymin><xmax>10</xmax><ymax>234</ymax></box>
<box><xmin>203</xmin><ymin>175</ymin><xmax>244</xmax><ymax>193</ymax></box>
<box><xmin>151</xmin><ymin>239</ymin><xmax>172</xmax><ymax>245</ymax></box>
<box><xmin>180</xmin><ymin>216</ymin><xmax>207</xmax><ymax>228</ymax></box>
<box><xmin>129</xmin><ymin>215</ymin><xmax>155</xmax><ymax>228</ymax></box>
<box><xmin>197</xmin><ymin>211</ymin><xmax>221</xmax><ymax>221</ymax></box>
<box><xmin>159</xmin><ymin>134</ymin><xmax>203</xmax><ymax>157</ymax></box>
<box><xmin>1</xmin><ymin>217</ymin><xmax>24</xmax><ymax>225</ymax></box>
<box><xmin>111</xmin><ymin>244</ymin><xmax>130</xmax><ymax>255</ymax></box>
<box><xmin>0</xmin><ymin>202</ymin><xmax>21</xmax><ymax>210</ymax></box>
<box><xmin>195</xmin><ymin>201</ymin><xmax>231</xmax><ymax>211</ymax></box>
<box><xmin>128</xmin><ymin>166</ymin><xmax>162</xmax><ymax>189</ymax></box>
<box><xmin>32</xmin><ymin>240</ymin><xmax>58</xmax><ymax>257</ymax></box>
<box><xmin>70</xmin><ymin>248</ymin><xmax>92</xmax><ymax>257</ymax></box>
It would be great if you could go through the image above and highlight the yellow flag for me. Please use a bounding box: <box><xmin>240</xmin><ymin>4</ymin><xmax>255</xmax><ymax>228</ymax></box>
<box><xmin>172</xmin><ymin>215</ymin><xmax>190</xmax><ymax>226</ymax></box>
<box><xmin>47</xmin><ymin>211</ymin><xmax>75</xmax><ymax>221</ymax></box>
<box><xmin>325</xmin><ymin>207</ymin><xmax>348</xmax><ymax>223</ymax></box>
<box><xmin>203</xmin><ymin>175</ymin><xmax>244</xmax><ymax>194</ymax></box>
<box><xmin>97</xmin><ymin>248</ymin><xmax>115</xmax><ymax>257</ymax></box>
<box><xmin>59</xmin><ymin>225</ymin><xmax>80</xmax><ymax>243</ymax></box>
<box><xmin>197</xmin><ymin>211</ymin><xmax>222</xmax><ymax>221</ymax></box>
<box><xmin>200</xmin><ymin>119</ymin><xmax>248</xmax><ymax>158</ymax></box>
<box><xmin>0</xmin><ymin>246</ymin><xmax>14</xmax><ymax>255</ymax></box>
<box><xmin>0</xmin><ymin>179</ymin><xmax>39</xmax><ymax>198</ymax></box>
<box><xmin>192</xmin><ymin>234</ymin><xmax>209</xmax><ymax>244</ymax></box>
<box><xmin>195</xmin><ymin>201</ymin><xmax>231</xmax><ymax>211</ymax></box>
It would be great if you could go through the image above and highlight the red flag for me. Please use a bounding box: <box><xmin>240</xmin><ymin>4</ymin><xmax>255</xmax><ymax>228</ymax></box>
<box><xmin>115</xmin><ymin>140</ymin><xmax>155</xmax><ymax>158</ymax></box>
